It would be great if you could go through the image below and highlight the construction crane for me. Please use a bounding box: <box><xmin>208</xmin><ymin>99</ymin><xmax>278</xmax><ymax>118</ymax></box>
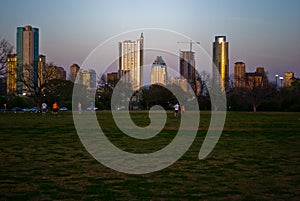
<box><xmin>177</xmin><ymin>40</ymin><xmax>200</xmax><ymax>52</ymax></box>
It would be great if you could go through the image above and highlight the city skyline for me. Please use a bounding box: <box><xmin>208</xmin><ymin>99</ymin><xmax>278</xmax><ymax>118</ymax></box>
<box><xmin>0</xmin><ymin>0</ymin><xmax>299</xmax><ymax>81</ymax></box>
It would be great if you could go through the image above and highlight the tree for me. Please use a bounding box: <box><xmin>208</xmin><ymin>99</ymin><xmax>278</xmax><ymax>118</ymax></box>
<box><xmin>140</xmin><ymin>84</ymin><xmax>178</xmax><ymax>110</ymax></box>
<box><xmin>0</xmin><ymin>38</ymin><xmax>13</xmax><ymax>77</ymax></box>
<box><xmin>43</xmin><ymin>79</ymin><xmax>74</xmax><ymax>108</ymax></box>
<box><xmin>234</xmin><ymin>74</ymin><xmax>276</xmax><ymax>112</ymax></box>
<box><xmin>17</xmin><ymin>63</ymin><xmax>58</xmax><ymax>108</ymax></box>
<box><xmin>279</xmin><ymin>79</ymin><xmax>300</xmax><ymax>112</ymax></box>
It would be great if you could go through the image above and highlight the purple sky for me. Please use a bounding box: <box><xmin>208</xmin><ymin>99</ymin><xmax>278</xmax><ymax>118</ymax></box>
<box><xmin>0</xmin><ymin>0</ymin><xmax>299</xmax><ymax>81</ymax></box>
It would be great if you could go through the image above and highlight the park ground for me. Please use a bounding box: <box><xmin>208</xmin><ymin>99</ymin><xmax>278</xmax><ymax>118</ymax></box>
<box><xmin>0</xmin><ymin>111</ymin><xmax>299</xmax><ymax>200</ymax></box>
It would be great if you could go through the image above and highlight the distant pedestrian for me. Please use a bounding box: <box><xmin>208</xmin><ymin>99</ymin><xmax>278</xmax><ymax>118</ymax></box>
<box><xmin>90</xmin><ymin>103</ymin><xmax>95</xmax><ymax>113</ymax></box>
<box><xmin>181</xmin><ymin>104</ymin><xmax>185</xmax><ymax>114</ymax></box>
<box><xmin>52</xmin><ymin>102</ymin><xmax>58</xmax><ymax>116</ymax></box>
<box><xmin>174</xmin><ymin>103</ymin><xmax>179</xmax><ymax>117</ymax></box>
<box><xmin>78</xmin><ymin>102</ymin><xmax>82</xmax><ymax>114</ymax></box>
<box><xmin>42</xmin><ymin>103</ymin><xmax>47</xmax><ymax>114</ymax></box>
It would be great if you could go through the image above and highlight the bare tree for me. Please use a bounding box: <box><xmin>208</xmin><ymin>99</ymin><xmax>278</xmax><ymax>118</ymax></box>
<box><xmin>234</xmin><ymin>72</ymin><xmax>275</xmax><ymax>112</ymax></box>
<box><xmin>18</xmin><ymin>63</ymin><xmax>57</xmax><ymax>108</ymax></box>
<box><xmin>0</xmin><ymin>38</ymin><xmax>13</xmax><ymax>77</ymax></box>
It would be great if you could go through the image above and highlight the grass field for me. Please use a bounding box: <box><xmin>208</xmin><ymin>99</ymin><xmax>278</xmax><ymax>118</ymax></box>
<box><xmin>0</xmin><ymin>111</ymin><xmax>299</xmax><ymax>200</ymax></box>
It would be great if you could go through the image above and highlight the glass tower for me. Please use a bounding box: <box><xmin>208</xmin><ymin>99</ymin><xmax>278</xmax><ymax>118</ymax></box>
<box><xmin>213</xmin><ymin>36</ymin><xmax>229</xmax><ymax>92</ymax></box>
<box><xmin>16</xmin><ymin>25</ymin><xmax>39</xmax><ymax>94</ymax></box>
<box><xmin>180</xmin><ymin>51</ymin><xmax>196</xmax><ymax>91</ymax></box>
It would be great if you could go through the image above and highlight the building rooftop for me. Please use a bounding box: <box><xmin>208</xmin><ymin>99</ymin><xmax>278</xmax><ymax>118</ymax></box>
<box><xmin>153</xmin><ymin>56</ymin><xmax>166</xmax><ymax>66</ymax></box>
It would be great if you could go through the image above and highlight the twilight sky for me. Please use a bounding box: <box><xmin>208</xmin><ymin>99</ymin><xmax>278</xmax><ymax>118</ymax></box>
<box><xmin>0</xmin><ymin>0</ymin><xmax>299</xmax><ymax>81</ymax></box>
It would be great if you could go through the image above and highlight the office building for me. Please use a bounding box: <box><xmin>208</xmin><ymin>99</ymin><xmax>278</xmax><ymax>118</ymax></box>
<box><xmin>151</xmin><ymin>56</ymin><xmax>167</xmax><ymax>85</ymax></box>
<box><xmin>57</xmin><ymin>67</ymin><xmax>66</xmax><ymax>80</ymax></box>
<box><xmin>245</xmin><ymin>67</ymin><xmax>267</xmax><ymax>88</ymax></box>
<box><xmin>38</xmin><ymin>55</ymin><xmax>46</xmax><ymax>87</ymax></box>
<box><xmin>171</xmin><ymin>77</ymin><xmax>187</xmax><ymax>92</ymax></box>
<box><xmin>180</xmin><ymin>51</ymin><xmax>195</xmax><ymax>91</ymax></box>
<box><xmin>6</xmin><ymin>54</ymin><xmax>17</xmax><ymax>95</ymax></box>
<box><xmin>118</xmin><ymin>33</ymin><xmax>144</xmax><ymax>90</ymax></box>
<box><xmin>284</xmin><ymin>72</ymin><xmax>294</xmax><ymax>87</ymax></box>
<box><xmin>79</xmin><ymin>69</ymin><xmax>97</xmax><ymax>88</ymax></box>
<box><xmin>16</xmin><ymin>25</ymin><xmax>39</xmax><ymax>94</ymax></box>
<box><xmin>46</xmin><ymin>66</ymin><xmax>66</xmax><ymax>81</ymax></box>
<box><xmin>70</xmin><ymin>64</ymin><xmax>80</xmax><ymax>82</ymax></box>
<box><xmin>107</xmin><ymin>72</ymin><xmax>118</xmax><ymax>86</ymax></box>
<box><xmin>234</xmin><ymin>62</ymin><xmax>246</xmax><ymax>88</ymax></box>
<box><xmin>213</xmin><ymin>36</ymin><xmax>229</xmax><ymax>91</ymax></box>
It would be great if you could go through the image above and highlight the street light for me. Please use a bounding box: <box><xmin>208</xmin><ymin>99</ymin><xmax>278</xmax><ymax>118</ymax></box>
<box><xmin>279</xmin><ymin>77</ymin><xmax>284</xmax><ymax>88</ymax></box>
<box><xmin>275</xmin><ymin>74</ymin><xmax>279</xmax><ymax>88</ymax></box>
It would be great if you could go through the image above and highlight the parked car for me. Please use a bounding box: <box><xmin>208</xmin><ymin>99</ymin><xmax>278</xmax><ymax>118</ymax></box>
<box><xmin>117</xmin><ymin>106</ymin><xmax>125</xmax><ymax>110</ymax></box>
<box><xmin>12</xmin><ymin>107</ymin><xmax>22</xmax><ymax>112</ymax></box>
<box><xmin>59</xmin><ymin>107</ymin><xmax>68</xmax><ymax>111</ymax></box>
<box><xmin>30</xmin><ymin>107</ymin><xmax>39</xmax><ymax>113</ymax></box>
<box><xmin>22</xmin><ymin>108</ymin><xmax>31</xmax><ymax>112</ymax></box>
<box><xmin>87</xmin><ymin>107</ymin><xmax>98</xmax><ymax>111</ymax></box>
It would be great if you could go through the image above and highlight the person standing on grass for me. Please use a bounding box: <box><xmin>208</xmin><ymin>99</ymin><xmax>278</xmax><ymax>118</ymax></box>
<box><xmin>52</xmin><ymin>102</ymin><xmax>58</xmax><ymax>116</ymax></box>
<box><xmin>78</xmin><ymin>102</ymin><xmax>82</xmax><ymax>114</ymax></box>
<box><xmin>174</xmin><ymin>103</ymin><xmax>179</xmax><ymax>117</ymax></box>
<box><xmin>181</xmin><ymin>104</ymin><xmax>185</xmax><ymax>114</ymax></box>
<box><xmin>42</xmin><ymin>102</ymin><xmax>47</xmax><ymax>114</ymax></box>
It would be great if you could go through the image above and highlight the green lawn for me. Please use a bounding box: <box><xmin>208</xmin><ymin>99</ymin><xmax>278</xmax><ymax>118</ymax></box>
<box><xmin>0</xmin><ymin>111</ymin><xmax>299</xmax><ymax>200</ymax></box>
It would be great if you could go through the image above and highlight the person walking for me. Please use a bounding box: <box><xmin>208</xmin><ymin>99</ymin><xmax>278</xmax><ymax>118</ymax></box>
<box><xmin>42</xmin><ymin>102</ymin><xmax>47</xmax><ymax>114</ymax></box>
<box><xmin>174</xmin><ymin>103</ymin><xmax>179</xmax><ymax>117</ymax></box>
<box><xmin>52</xmin><ymin>102</ymin><xmax>58</xmax><ymax>116</ymax></box>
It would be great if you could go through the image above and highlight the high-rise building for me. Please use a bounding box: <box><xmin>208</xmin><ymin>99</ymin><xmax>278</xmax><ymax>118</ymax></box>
<box><xmin>6</xmin><ymin>54</ymin><xmax>17</xmax><ymax>95</ymax></box>
<box><xmin>245</xmin><ymin>67</ymin><xmax>267</xmax><ymax>88</ymax></box>
<box><xmin>38</xmin><ymin>55</ymin><xmax>46</xmax><ymax>87</ymax></box>
<box><xmin>151</xmin><ymin>56</ymin><xmax>167</xmax><ymax>85</ymax></box>
<box><xmin>70</xmin><ymin>64</ymin><xmax>80</xmax><ymax>82</ymax></box>
<box><xmin>79</xmin><ymin>69</ymin><xmax>97</xmax><ymax>88</ymax></box>
<box><xmin>107</xmin><ymin>72</ymin><xmax>118</xmax><ymax>86</ymax></box>
<box><xmin>16</xmin><ymin>25</ymin><xmax>39</xmax><ymax>94</ymax></box>
<box><xmin>234</xmin><ymin>61</ymin><xmax>246</xmax><ymax>88</ymax></box>
<box><xmin>46</xmin><ymin>66</ymin><xmax>66</xmax><ymax>81</ymax></box>
<box><xmin>57</xmin><ymin>67</ymin><xmax>66</xmax><ymax>80</ymax></box>
<box><xmin>284</xmin><ymin>72</ymin><xmax>294</xmax><ymax>87</ymax></box>
<box><xmin>180</xmin><ymin>51</ymin><xmax>195</xmax><ymax>91</ymax></box>
<box><xmin>171</xmin><ymin>77</ymin><xmax>187</xmax><ymax>92</ymax></box>
<box><xmin>118</xmin><ymin>33</ymin><xmax>144</xmax><ymax>90</ymax></box>
<box><xmin>213</xmin><ymin>36</ymin><xmax>229</xmax><ymax>91</ymax></box>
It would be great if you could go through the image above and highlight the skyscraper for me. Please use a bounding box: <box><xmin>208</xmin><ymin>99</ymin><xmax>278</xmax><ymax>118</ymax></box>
<box><xmin>16</xmin><ymin>25</ymin><xmax>39</xmax><ymax>94</ymax></box>
<box><xmin>70</xmin><ymin>64</ymin><xmax>80</xmax><ymax>82</ymax></box>
<box><xmin>151</xmin><ymin>56</ymin><xmax>167</xmax><ymax>85</ymax></box>
<box><xmin>284</xmin><ymin>72</ymin><xmax>294</xmax><ymax>87</ymax></box>
<box><xmin>6</xmin><ymin>54</ymin><xmax>17</xmax><ymax>95</ymax></box>
<box><xmin>79</xmin><ymin>69</ymin><xmax>97</xmax><ymax>88</ymax></box>
<box><xmin>46</xmin><ymin>66</ymin><xmax>67</xmax><ymax>81</ymax></box>
<box><xmin>245</xmin><ymin>67</ymin><xmax>267</xmax><ymax>88</ymax></box>
<box><xmin>170</xmin><ymin>77</ymin><xmax>187</xmax><ymax>92</ymax></box>
<box><xmin>118</xmin><ymin>33</ymin><xmax>144</xmax><ymax>90</ymax></box>
<box><xmin>234</xmin><ymin>61</ymin><xmax>246</xmax><ymax>88</ymax></box>
<box><xmin>180</xmin><ymin>51</ymin><xmax>196</xmax><ymax>91</ymax></box>
<box><xmin>38</xmin><ymin>54</ymin><xmax>46</xmax><ymax>88</ymax></box>
<box><xmin>107</xmin><ymin>72</ymin><xmax>118</xmax><ymax>86</ymax></box>
<box><xmin>213</xmin><ymin>36</ymin><xmax>229</xmax><ymax>91</ymax></box>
